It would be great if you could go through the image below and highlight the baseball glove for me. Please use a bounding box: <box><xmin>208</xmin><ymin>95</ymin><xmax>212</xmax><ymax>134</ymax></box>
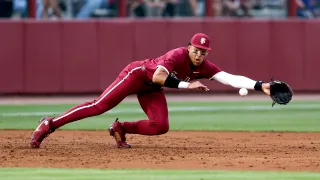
<box><xmin>269</xmin><ymin>78</ymin><xmax>293</xmax><ymax>107</ymax></box>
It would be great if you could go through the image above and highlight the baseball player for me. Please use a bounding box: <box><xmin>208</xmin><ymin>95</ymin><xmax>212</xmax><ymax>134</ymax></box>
<box><xmin>30</xmin><ymin>33</ymin><xmax>271</xmax><ymax>148</ymax></box>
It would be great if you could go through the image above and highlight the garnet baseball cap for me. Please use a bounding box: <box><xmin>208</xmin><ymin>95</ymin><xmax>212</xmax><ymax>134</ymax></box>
<box><xmin>190</xmin><ymin>33</ymin><xmax>211</xmax><ymax>51</ymax></box>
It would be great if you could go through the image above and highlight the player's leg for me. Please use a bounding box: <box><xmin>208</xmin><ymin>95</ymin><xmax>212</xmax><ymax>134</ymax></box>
<box><xmin>120</xmin><ymin>90</ymin><xmax>169</xmax><ymax>136</ymax></box>
<box><xmin>30</xmin><ymin>66</ymin><xmax>143</xmax><ymax>148</ymax></box>
<box><xmin>50</xmin><ymin>80</ymin><xmax>129</xmax><ymax>129</ymax></box>
<box><xmin>108</xmin><ymin>90</ymin><xmax>168</xmax><ymax>148</ymax></box>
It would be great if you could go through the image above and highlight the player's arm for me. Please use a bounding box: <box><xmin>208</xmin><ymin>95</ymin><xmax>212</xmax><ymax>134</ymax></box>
<box><xmin>153</xmin><ymin>66</ymin><xmax>209</xmax><ymax>91</ymax></box>
<box><xmin>211</xmin><ymin>71</ymin><xmax>270</xmax><ymax>95</ymax></box>
<box><xmin>152</xmin><ymin>66</ymin><xmax>170</xmax><ymax>86</ymax></box>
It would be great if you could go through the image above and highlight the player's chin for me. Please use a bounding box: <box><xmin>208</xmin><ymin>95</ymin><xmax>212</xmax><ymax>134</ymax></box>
<box><xmin>193</xmin><ymin>61</ymin><xmax>202</xmax><ymax>66</ymax></box>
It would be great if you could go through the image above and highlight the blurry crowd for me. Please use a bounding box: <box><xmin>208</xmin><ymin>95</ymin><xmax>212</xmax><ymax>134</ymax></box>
<box><xmin>0</xmin><ymin>0</ymin><xmax>319</xmax><ymax>19</ymax></box>
<box><xmin>127</xmin><ymin>0</ymin><xmax>320</xmax><ymax>19</ymax></box>
<box><xmin>0</xmin><ymin>0</ymin><xmax>116</xmax><ymax>19</ymax></box>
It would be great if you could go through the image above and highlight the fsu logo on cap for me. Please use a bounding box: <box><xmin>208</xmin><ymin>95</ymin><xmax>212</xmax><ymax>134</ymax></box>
<box><xmin>200</xmin><ymin>38</ymin><xmax>206</xmax><ymax>44</ymax></box>
<box><xmin>190</xmin><ymin>33</ymin><xmax>211</xmax><ymax>50</ymax></box>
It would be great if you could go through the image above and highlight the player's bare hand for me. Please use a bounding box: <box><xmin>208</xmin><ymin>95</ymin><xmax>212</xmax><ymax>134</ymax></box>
<box><xmin>188</xmin><ymin>81</ymin><xmax>209</xmax><ymax>91</ymax></box>
<box><xmin>262</xmin><ymin>83</ymin><xmax>270</xmax><ymax>96</ymax></box>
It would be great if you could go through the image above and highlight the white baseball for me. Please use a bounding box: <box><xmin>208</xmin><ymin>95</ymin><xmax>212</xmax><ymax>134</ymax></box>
<box><xmin>239</xmin><ymin>88</ymin><xmax>248</xmax><ymax>96</ymax></box>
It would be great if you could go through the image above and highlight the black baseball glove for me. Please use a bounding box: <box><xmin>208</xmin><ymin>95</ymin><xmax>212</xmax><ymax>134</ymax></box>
<box><xmin>269</xmin><ymin>78</ymin><xmax>293</xmax><ymax>107</ymax></box>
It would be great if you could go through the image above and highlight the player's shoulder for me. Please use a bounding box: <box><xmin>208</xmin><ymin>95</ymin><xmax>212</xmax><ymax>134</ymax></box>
<box><xmin>203</xmin><ymin>59</ymin><xmax>216</xmax><ymax>66</ymax></box>
<box><xmin>199</xmin><ymin>59</ymin><xmax>220</xmax><ymax>70</ymax></box>
<box><xmin>167</xmin><ymin>47</ymin><xmax>188</xmax><ymax>56</ymax></box>
<box><xmin>201</xmin><ymin>59</ymin><xmax>222</xmax><ymax>72</ymax></box>
<box><xmin>164</xmin><ymin>47</ymin><xmax>188</xmax><ymax>60</ymax></box>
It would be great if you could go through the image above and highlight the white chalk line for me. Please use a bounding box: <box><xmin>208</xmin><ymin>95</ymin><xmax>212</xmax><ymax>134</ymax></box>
<box><xmin>1</xmin><ymin>104</ymin><xmax>319</xmax><ymax>117</ymax></box>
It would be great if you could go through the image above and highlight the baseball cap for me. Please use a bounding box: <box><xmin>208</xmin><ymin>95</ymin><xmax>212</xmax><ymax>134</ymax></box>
<box><xmin>190</xmin><ymin>33</ymin><xmax>211</xmax><ymax>51</ymax></box>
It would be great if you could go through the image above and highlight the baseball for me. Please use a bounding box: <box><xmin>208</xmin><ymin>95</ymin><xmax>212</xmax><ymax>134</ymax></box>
<box><xmin>239</xmin><ymin>88</ymin><xmax>248</xmax><ymax>96</ymax></box>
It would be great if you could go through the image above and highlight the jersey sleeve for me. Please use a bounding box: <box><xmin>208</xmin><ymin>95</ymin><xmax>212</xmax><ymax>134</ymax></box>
<box><xmin>201</xmin><ymin>60</ymin><xmax>222</xmax><ymax>80</ymax></box>
<box><xmin>156</xmin><ymin>48</ymin><xmax>184</xmax><ymax>74</ymax></box>
<box><xmin>156</xmin><ymin>58</ymin><xmax>175</xmax><ymax>74</ymax></box>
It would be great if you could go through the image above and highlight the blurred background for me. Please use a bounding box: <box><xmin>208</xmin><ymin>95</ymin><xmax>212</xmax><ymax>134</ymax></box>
<box><xmin>0</xmin><ymin>0</ymin><xmax>319</xmax><ymax>20</ymax></box>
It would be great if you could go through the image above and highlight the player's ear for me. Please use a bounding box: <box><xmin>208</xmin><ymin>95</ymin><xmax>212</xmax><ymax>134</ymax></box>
<box><xmin>187</xmin><ymin>42</ymin><xmax>191</xmax><ymax>50</ymax></box>
<box><xmin>187</xmin><ymin>44</ymin><xmax>191</xmax><ymax>51</ymax></box>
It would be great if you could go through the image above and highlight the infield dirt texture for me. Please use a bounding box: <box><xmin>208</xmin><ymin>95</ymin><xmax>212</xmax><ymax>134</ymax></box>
<box><xmin>0</xmin><ymin>94</ymin><xmax>319</xmax><ymax>172</ymax></box>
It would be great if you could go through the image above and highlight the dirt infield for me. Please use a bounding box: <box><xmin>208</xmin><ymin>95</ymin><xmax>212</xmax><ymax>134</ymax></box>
<box><xmin>1</xmin><ymin>94</ymin><xmax>319</xmax><ymax>172</ymax></box>
<box><xmin>1</xmin><ymin>130</ymin><xmax>319</xmax><ymax>172</ymax></box>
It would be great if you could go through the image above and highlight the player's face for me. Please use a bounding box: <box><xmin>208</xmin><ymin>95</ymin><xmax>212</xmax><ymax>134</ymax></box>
<box><xmin>188</xmin><ymin>45</ymin><xmax>209</xmax><ymax>66</ymax></box>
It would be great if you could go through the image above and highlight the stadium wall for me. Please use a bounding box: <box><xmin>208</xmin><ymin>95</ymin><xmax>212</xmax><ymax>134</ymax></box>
<box><xmin>0</xmin><ymin>19</ymin><xmax>319</xmax><ymax>94</ymax></box>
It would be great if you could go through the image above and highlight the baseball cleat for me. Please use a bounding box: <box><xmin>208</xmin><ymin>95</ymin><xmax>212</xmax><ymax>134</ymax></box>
<box><xmin>108</xmin><ymin>118</ymin><xmax>131</xmax><ymax>148</ymax></box>
<box><xmin>30</xmin><ymin>116</ymin><xmax>54</xmax><ymax>148</ymax></box>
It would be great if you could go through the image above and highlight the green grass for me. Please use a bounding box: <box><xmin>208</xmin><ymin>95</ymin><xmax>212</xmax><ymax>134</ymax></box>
<box><xmin>0</xmin><ymin>100</ymin><xmax>319</xmax><ymax>132</ymax></box>
<box><xmin>1</xmin><ymin>168</ymin><xmax>320</xmax><ymax>180</ymax></box>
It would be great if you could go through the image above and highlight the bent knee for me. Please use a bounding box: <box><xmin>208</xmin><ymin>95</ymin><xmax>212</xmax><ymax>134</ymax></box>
<box><xmin>150</xmin><ymin>120</ymin><xmax>169</xmax><ymax>135</ymax></box>
<box><xmin>158</xmin><ymin>124</ymin><xmax>169</xmax><ymax>134</ymax></box>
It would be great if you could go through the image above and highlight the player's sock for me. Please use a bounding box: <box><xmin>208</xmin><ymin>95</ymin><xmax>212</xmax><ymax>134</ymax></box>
<box><xmin>50</xmin><ymin>101</ymin><xmax>106</xmax><ymax>130</ymax></box>
<box><xmin>121</xmin><ymin>120</ymin><xmax>169</xmax><ymax>135</ymax></box>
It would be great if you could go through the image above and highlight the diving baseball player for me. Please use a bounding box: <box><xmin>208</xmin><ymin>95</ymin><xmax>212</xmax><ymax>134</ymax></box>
<box><xmin>30</xmin><ymin>33</ymin><xmax>271</xmax><ymax>148</ymax></box>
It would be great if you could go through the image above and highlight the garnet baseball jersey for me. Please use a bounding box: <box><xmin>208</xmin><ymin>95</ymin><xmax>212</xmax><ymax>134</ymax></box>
<box><xmin>142</xmin><ymin>47</ymin><xmax>222</xmax><ymax>82</ymax></box>
<box><xmin>47</xmin><ymin>47</ymin><xmax>222</xmax><ymax>138</ymax></box>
